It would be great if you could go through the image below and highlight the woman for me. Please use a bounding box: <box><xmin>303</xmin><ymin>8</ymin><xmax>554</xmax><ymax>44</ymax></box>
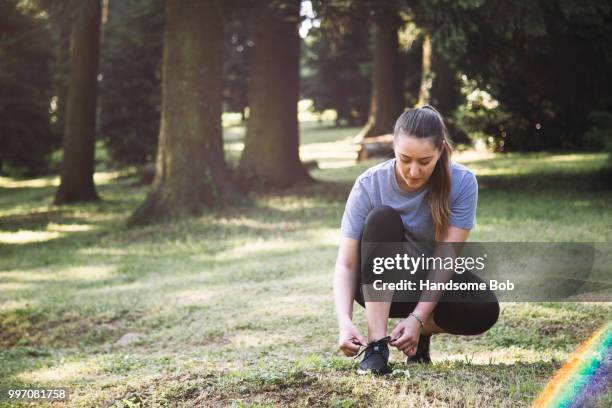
<box><xmin>333</xmin><ymin>105</ymin><xmax>499</xmax><ymax>375</ymax></box>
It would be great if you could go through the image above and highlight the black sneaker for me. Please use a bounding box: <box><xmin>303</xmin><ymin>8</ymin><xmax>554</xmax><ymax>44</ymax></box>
<box><xmin>406</xmin><ymin>334</ymin><xmax>432</xmax><ymax>364</ymax></box>
<box><xmin>356</xmin><ymin>336</ymin><xmax>392</xmax><ymax>375</ymax></box>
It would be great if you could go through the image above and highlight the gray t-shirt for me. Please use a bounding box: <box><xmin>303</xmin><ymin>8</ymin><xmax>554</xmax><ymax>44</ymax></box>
<box><xmin>340</xmin><ymin>159</ymin><xmax>478</xmax><ymax>244</ymax></box>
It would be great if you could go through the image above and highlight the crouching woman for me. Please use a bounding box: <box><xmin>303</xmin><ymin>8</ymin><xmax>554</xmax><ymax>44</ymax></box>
<box><xmin>333</xmin><ymin>106</ymin><xmax>499</xmax><ymax>375</ymax></box>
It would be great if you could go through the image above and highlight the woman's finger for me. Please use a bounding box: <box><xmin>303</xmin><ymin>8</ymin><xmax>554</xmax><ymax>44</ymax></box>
<box><xmin>391</xmin><ymin>331</ymin><xmax>408</xmax><ymax>345</ymax></box>
<box><xmin>341</xmin><ymin>340</ymin><xmax>360</xmax><ymax>354</ymax></box>
<box><xmin>354</xmin><ymin>334</ymin><xmax>367</xmax><ymax>346</ymax></box>
<box><xmin>340</xmin><ymin>346</ymin><xmax>352</xmax><ymax>356</ymax></box>
<box><xmin>389</xmin><ymin>326</ymin><xmax>403</xmax><ymax>342</ymax></box>
<box><xmin>400</xmin><ymin>343</ymin><xmax>414</xmax><ymax>353</ymax></box>
<box><xmin>401</xmin><ymin>341</ymin><xmax>417</xmax><ymax>354</ymax></box>
<box><xmin>394</xmin><ymin>333</ymin><xmax>415</xmax><ymax>349</ymax></box>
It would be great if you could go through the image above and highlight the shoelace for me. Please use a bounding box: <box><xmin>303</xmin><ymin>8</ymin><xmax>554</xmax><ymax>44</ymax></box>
<box><xmin>353</xmin><ymin>336</ymin><xmax>392</xmax><ymax>360</ymax></box>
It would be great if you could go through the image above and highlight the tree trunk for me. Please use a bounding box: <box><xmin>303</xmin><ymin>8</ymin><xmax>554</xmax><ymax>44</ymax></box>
<box><xmin>128</xmin><ymin>0</ymin><xmax>239</xmax><ymax>225</ymax></box>
<box><xmin>54</xmin><ymin>13</ymin><xmax>71</xmax><ymax>139</ymax></box>
<box><xmin>54</xmin><ymin>0</ymin><xmax>101</xmax><ymax>204</ymax></box>
<box><xmin>429</xmin><ymin>44</ymin><xmax>467</xmax><ymax>143</ymax></box>
<box><xmin>358</xmin><ymin>10</ymin><xmax>404</xmax><ymax>139</ymax></box>
<box><xmin>430</xmin><ymin>49</ymin><xmax>462</xmax><ymax>117</ymax></box>
<box><xmin>236</xmin><ymin>0</ymin><xmax>311</xmax><ymax>189</ymax></box>
<box><xmin>417</xmin><ymin>32</ymin><xmax>432</xmax><ymax>106</ymax></box>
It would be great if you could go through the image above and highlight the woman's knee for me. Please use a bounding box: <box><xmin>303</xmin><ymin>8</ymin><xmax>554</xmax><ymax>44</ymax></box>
<box><xmin>434</xmin><ymin>300</ymin><xmax>500</xmax><ymax>336</ymax></box>
<box><xmin>469</xmin><ymin>301</ymin><xmax>500</xmax><ymax>335</ymax></box>
<box><xmin>362</xmin><ymin>206</ymin><xmax>403</xmax><ymax>242</ymax></box>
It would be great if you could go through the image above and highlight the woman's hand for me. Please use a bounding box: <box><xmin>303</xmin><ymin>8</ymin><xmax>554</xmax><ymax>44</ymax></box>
<box><xmin>389</xmin><ymin>316</ymin><xmax>422</xmax><ymax>356</ymax></box>
<box><xmin>338</xmin><ymin>321</ymin><xmax>367</xmax><ymax>357</ymax></box>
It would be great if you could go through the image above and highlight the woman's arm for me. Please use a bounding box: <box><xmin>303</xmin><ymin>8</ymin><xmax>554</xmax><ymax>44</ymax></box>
<box><xmin>333</xmin><ymin>236</ymin><xmax>359</xmax><ymax>324</ymax></box>
<box><xmin>333</xmin><ymin>236</ymin><xmax>367</xmax><ymax>355</ymax></box>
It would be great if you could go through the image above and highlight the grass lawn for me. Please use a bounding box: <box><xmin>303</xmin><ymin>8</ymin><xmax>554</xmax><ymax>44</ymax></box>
<box><xmin>1</xmin><ymin>122</ymin><xmax>611</xmax><ymax>407</ymax></box>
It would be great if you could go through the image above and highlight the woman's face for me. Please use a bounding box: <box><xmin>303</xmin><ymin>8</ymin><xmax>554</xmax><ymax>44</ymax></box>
<box><xmin>393</xmin><ymin>135</ymin><xmax>442</xmax><ymax>191</ymax></box>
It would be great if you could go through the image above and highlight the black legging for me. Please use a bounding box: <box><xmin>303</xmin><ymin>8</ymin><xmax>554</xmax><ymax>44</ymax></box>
<box><xmin>354</xmin><ymin>206</ymin><xmax>499</xmax><ymax>336</ymax></box>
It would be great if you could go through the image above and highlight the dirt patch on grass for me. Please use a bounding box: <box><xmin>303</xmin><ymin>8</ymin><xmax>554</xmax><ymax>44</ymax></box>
<box><xmin>0</xmin><ymin>210</ymin><xmax>73</xmax><ymax>231</ymax></box>
<box><xmin>199</xmin><ymin>331</ymin><xmax>229</xmax><ymax>346</ymax></box>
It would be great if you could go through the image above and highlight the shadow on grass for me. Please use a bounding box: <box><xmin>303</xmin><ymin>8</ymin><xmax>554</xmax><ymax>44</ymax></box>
<box><xmin>0</xmin><ymin>186</ymin><xmax>56</xmax><ymax>212</ymax></box>
<box><xmin>0</xmin><ymin>179</ymin><xmax>347</xmax><ymax>269</ymax></box>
